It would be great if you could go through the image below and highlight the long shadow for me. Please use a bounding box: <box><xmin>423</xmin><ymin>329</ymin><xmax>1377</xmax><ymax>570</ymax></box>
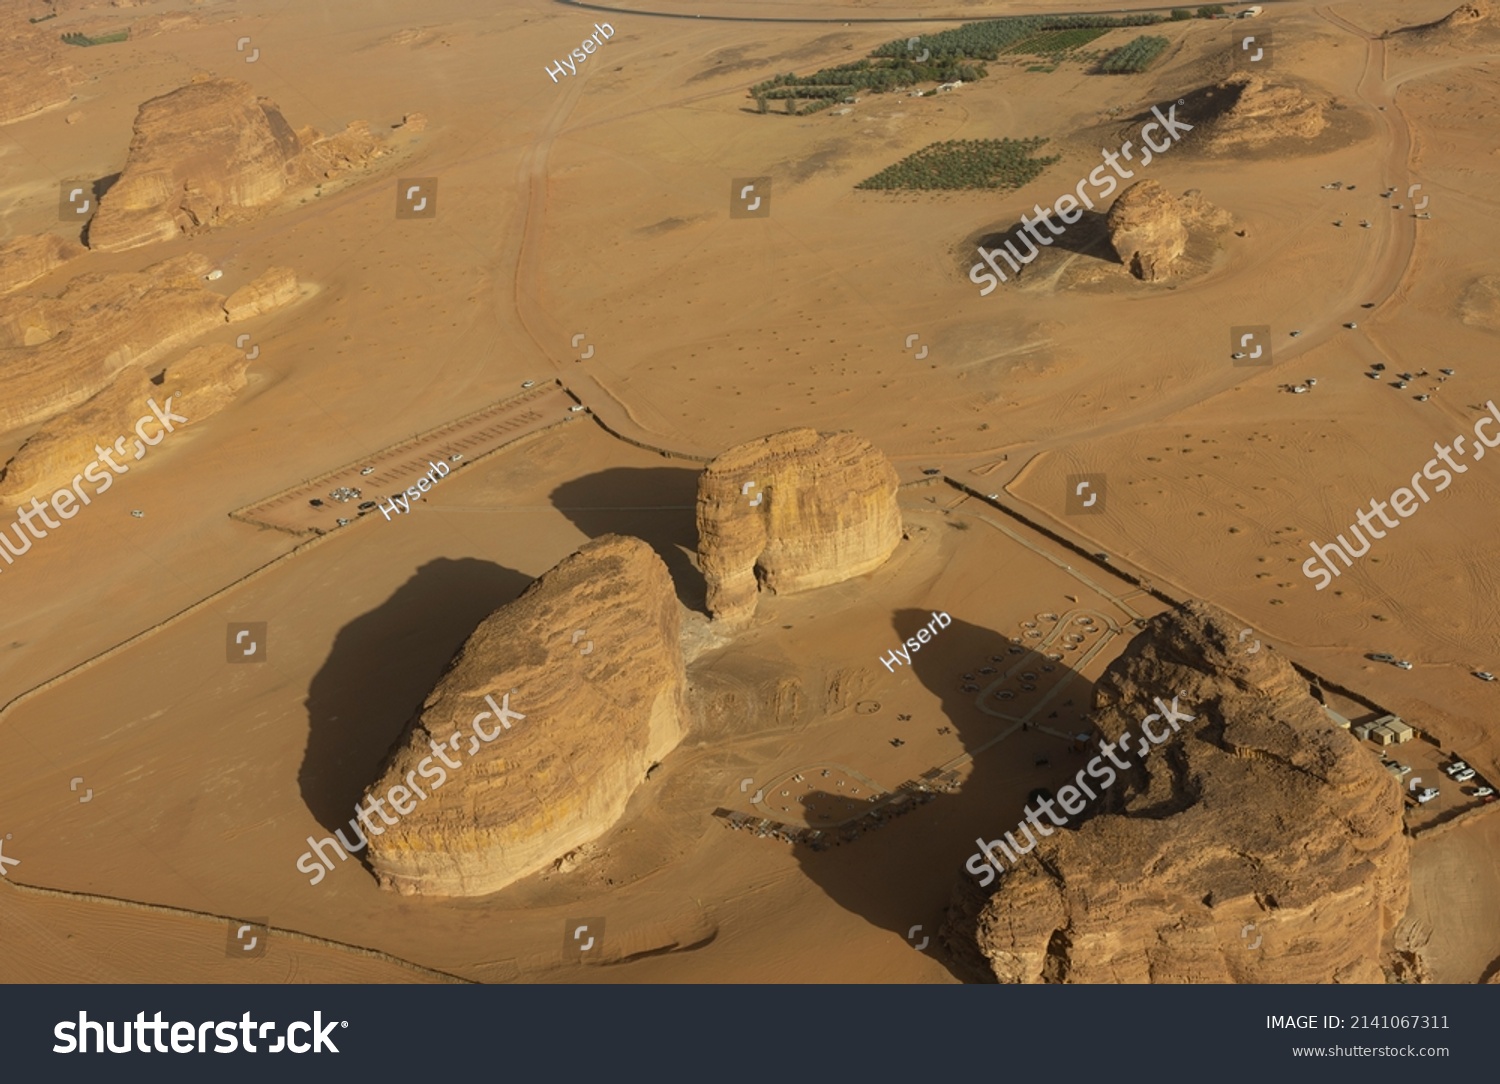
<box><xmin>789</xmin><ymin>609</ymin><xmax>1097</xmax><ymax>980</ymax></box>
<box><xmin>549</xmin><ymin>466</ymin><xmax>704</xmax><ymax>613</ymax></box>
<box><xmin>972</xmin><ymin>207</ymin><xmax>1118</xmax><ymax>266</ymax></box>
<box><xmin>299</xmin><ymin>556</ymin><xmax>532</xmax><ymax>832</ymax></box>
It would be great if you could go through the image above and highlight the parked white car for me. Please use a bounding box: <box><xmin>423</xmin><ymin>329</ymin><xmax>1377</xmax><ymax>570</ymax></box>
<box><xmin>1416</xmin><ymin>788</ymin><xmax>1439</xmax><ymax>804</ymax></box>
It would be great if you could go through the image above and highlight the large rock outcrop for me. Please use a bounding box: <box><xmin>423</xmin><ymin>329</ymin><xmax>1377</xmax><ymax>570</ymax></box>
<box><xmin>88</xmin><ymin>78</ymin><xmax>385</xmax><ymax>252</ymax></box>
<box><xmin>0</xmin><ymin>11</ymin><xmax>74</xmax><ymax>126</ymax></box>
<box><xmin>0</xmin><ymin>234</ymin><xmax>86</xmax><ymax>296</ymax></box>
<box><xmin>0</xmin><ymin>342</ymin><xmax>248</xmax><ymax>506</ymax></box>
<box><xmin>363</xmin><ymin>535</ymin><xmax>689</xmax><ymax>897</ymax></box>
<box><xmin>1107</xmin><ymin>180</ymin><xmax>1187</xmax><ymax>282</ymax></box>
<box><xmin>0</xmin><ymin>254</ymin><xmax>297</xmax><ymax>434</ymax></box>
<box><xmin>0</xmin><ymin>253</ymin><xmax>224</xmax><ymax>432</ymax></box>
<box><xmin>941</xmin><ymin>601</ymin><xmax>1409</xmax><ymax>983</ymax></box>
<box><xmin>1402</xmin><ymin>1</ymin><xmax>1492</xmax><ymax>37</ymax></box>
<box><xmin>1195</xmin><ymin>75</ymin><xmax>1328</xmax><ymax>155</ymax></box>
<box><xmin>697</xmin><ymin>429</ymin><xmax>902</xmax><ymax>623</ymax></box>
<box><xmin>1107</xmin><ymin>182</ymin><xmax>1232</xmax><ymax>282</ymax></box>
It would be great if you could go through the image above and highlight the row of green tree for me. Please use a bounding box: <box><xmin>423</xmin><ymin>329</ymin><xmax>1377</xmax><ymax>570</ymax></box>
<box><xmin>855</xmin><ymin>138</ymin><xmax>1060</xmax><ymax>191</ymax></box>
<box><xmin>1099</xmin><ymin>35</ymin><xmax>1171</xmax><ymax>73</ymax></box>
<box><xmin>870</xmin><ymin>13</ymin><xmax>1163</xmax><ymax>63</ymax></box>
<box><xmin>749</xmin><ymin>12</ymin><xmax>1164</xmax><ymax>109</ymax></box>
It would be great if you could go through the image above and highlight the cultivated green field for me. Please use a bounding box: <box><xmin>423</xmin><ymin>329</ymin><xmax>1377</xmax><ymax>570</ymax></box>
<box><xmin>856</xmin><ymin>138</ymin><xmax>1060</xmax><ymax>192</ymax></box>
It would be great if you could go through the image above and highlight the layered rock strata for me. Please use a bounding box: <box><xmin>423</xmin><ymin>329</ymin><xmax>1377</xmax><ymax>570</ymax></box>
<box><xmin>942</xmin><ymin>601</ymin><xmax>1409</xmax><ymax>983</ymax></box>
<box><xmin>0</xmin><ymin>11</ymin><xmax>73</xmax><ymax>125</ymax></box>
<box><xmin>89</xmin><ymin>78</ymin><xmax>386</xmax><ymax>252</ymax></box>
<box><xmin>696</xmin><ymin>429</ymin><xmax>902</xmax><ymax>622</ymax></box>
<box><xmin>1197</xmin><ymin>75</ymin><xmax>1328</xmax><ymax>154</ymax></box>
<box><xmin>1107</xmin><ymin>180</ymin><xmax>1187</xmax><ymax>282</ymax></box>
<box><xmin>0</xmin><ymin>342</ymin><xmax>247</xmax><ymax>506</ymax></box>
<box><xmin>0</xmin><ymin>235</ymin><xmax>86</xmax><ymax>296</ymax></box>
<box><xmin>1107</xmin><ymin>182</ymin><xmax>1232</xmax><ymax>282</ymax></box>
<box><xmin>0</xmin><ymin>254</ymin><xmax>295</xmax><ymax>434</ymax></box>
<box><xmin>363</xmin><ymin>535</ymin><xmax>689</xmax><ymax>897</ymax></box>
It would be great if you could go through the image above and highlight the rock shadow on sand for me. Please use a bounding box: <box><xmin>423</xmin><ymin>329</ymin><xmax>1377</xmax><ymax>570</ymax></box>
<box><xmin>787</xmin><ymin>609</ymin><xmax>1096</xmax><ymax>979</ymax></box>
<box><xmin>298</xmin><ymin>555</ymin><xmax>531</xmax><ymax>833</ymax></box>
<box><xmin>550</xmin><ymin>466</ymin><xmax>704</xmax><ymax>613</ymax></box>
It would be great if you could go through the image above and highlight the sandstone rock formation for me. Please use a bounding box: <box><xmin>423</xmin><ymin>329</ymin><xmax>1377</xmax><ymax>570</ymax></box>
<box><xmin>0</xmin><ymin>342</ymin><xmax>249</xmax><ymax>506</ymax></box>
<box><xmin>0</xmin><ymin>253</ymin><xmax>223</xmax><ymax>433</ymax></box>
<box><xmin>1195</xmin><ymin>75</ymin><xmax>1328</xmax><ymax>155</ymax></box>
<box><xmin>1107</xmin><ymin>181</ymin><xmax>1187</xmax><ymax>282</ymax></box>
<box><xmin>0</xmin><ymin>234</ymin><xmax>86</xmax><ymax>296</ymax></box>
<box><xmin>697</xmin><ymin>429</ymin><xmax>902</xmax><ymax>623</ymax></box>
<box><xmin>941</xmin><ymin>601</ymin><xmax>1409</xmax><ymax>983</ymax></box>
<box><xmin>1408</xmin><ymin>0</ymin><xmax>1491</xmax><ymax>35</ymax></box>
<box><xmin>1107</xmin><ymin>182</ymin><xmax>1232</xmax><ymax>282</ymax></box>
<box><xmin>225</xmin><ymin>267</ymin><xmax>299</xmax><ymax>322</ymax></box>
<box><xmin>363</xmin><ymin>535</ymin><xmax>689</xmax><ymax>897</ymax></box>
<box><xmin>88</xmin><ymin>78</ymin><xmax>386</xmax><ymax>252</ymax></box>
<box><xmin>0</xmin><ymin>11</ymin><xmax>74</xmax><ymax>126</ymax></box>
<box><xmin>0</xmin><ymin>368</ymin><xmax>155</xmax><ymax>507</ymax></box>
<box><xmin>0</xmin><ymin>254</ymin><xmax>299</xmax><ymax>435</ymax></box>
<box><xmin>161</xmin><ymin>342</ymin><xmax>251</xmax><ymax>421</ymax></box>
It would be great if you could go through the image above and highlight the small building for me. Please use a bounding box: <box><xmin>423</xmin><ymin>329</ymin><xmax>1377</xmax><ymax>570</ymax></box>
<box><xmin>1239</xmin><ymin>5</ymin><xmax>1264</xmax><ymax>16</ymax></box>
<box><xmin>1323</xmin><ymin>706</ymin><xmax>1352</xmax><ymax>730</ymax></box>
<box><xmin>1374</xmin><ymin>713</ymin><xmax>1414</xmax><ymax>743</ymax></box>
<box><xmin>1353</xmin><ymin>720</ymin><xmax>1380</xmax><ymax>741</ymax></box>
<box><xmin>1369</xmin><ymin>725</ymin><xmax>1397</xmax><ymax>745</ymax></box>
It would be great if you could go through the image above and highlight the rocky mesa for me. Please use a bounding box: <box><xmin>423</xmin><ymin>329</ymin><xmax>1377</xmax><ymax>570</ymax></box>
<box><xmin>941</xmin><ymin>601</ymin><xmax>1409</xmax><ymax>983</ymax></box>
<box><xmin>88</xmin><ymin>77</ymin><xmax>387</xmax><ymax>253</ymax></box>
<box><xmin>0</xmin><ymin>257</ymin><xmax>296</xmax><ymax>435</ymax></box>
<box><xmin>363</xmin><ymin>535</ymin><xmax>689</xmax><ymax>898</ymax></box>
<box><xmin>1107</xmin><ymin>181</ymin><xmax>1232</xmax><ymax>283</ymax></box>
<box><xmin>697</xmin><ymin>428</ymin><xmax>902</xmax><ymax>623</ymax></box>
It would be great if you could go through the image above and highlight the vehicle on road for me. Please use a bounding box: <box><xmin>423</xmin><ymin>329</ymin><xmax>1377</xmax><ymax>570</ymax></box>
<box><xmin>1394</xmin><ymin>659</ymin><xmax>1414</xmax><ymax>670</ymax></box>
<box><xmin>1474</xmin><ymin>671</ymin><xmax>1494</xmax><ymax>681</ymax></box>
<box><xmin>522</xmin><ymin>380</ymin><xmax>535</xmax><ymax>388</ymax></box>
<box><xmin>1345</xmin><ymin>321</ymin><xmax>1359</xmax><ymax>329</ymax></box>
<box><xmin>1369</xmin><ymin>653</ymin><xmax>1397</xmax><ymax>663</ymax></box>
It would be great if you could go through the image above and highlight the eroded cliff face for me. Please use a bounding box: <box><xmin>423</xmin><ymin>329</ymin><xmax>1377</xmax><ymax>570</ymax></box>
<box><xmin>88</xmin><ymin>78</ymin><xmax>386</xmax><ymax>252</ymax></box>
<box><xmin>1107</xmin><ymin>180</ymin><xmax>1187</xmax><ymax>282</ymax></box>
<box><xmin>696</xmin><ymin>429</ymin><xmax>902</xmax><ymax>623</ymax></box>
<box><xmin>364</xmin><ymin>535</ymin><xmax>689</xmax><ymax>898</ymax></box>
<box><xmin>1198</xmin><ymin>75</ymin><xmax>1328</xmax><ymax>154</ymax></box>
<box><xmin>1107</xmin><ymin>182</ymin><xmax>1232</xmax><ymax>282</ymax></box>
<box><xmin>0</xmin><ymin>235</ymin><xmax>86</xmax><ymax>296</ymax></box>
<box><xmin>0</xmin><ymin>341</ymin><xmax>247</xmax><ymax>507</ymax></box>
<box><xmin>0</xmin><ymin>255</ymin><xmax>295</xmax><ymax>436</ymax></box>
<box><xmin>942</xmin><ymin>601</ymin><xmax>1409</xmax><ymax>984</ymax></box>
<box><xmin>0</xmin><ymin>9</ymin><xmax>74</xmax><ymax>126</ymax></box>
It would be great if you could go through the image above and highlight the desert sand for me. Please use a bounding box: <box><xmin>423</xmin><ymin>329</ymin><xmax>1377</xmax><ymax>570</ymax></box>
<box><xmin>1</xmin><ymin>0</ymin><xmax>1498</xmax><ymax>984</ymax></box>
